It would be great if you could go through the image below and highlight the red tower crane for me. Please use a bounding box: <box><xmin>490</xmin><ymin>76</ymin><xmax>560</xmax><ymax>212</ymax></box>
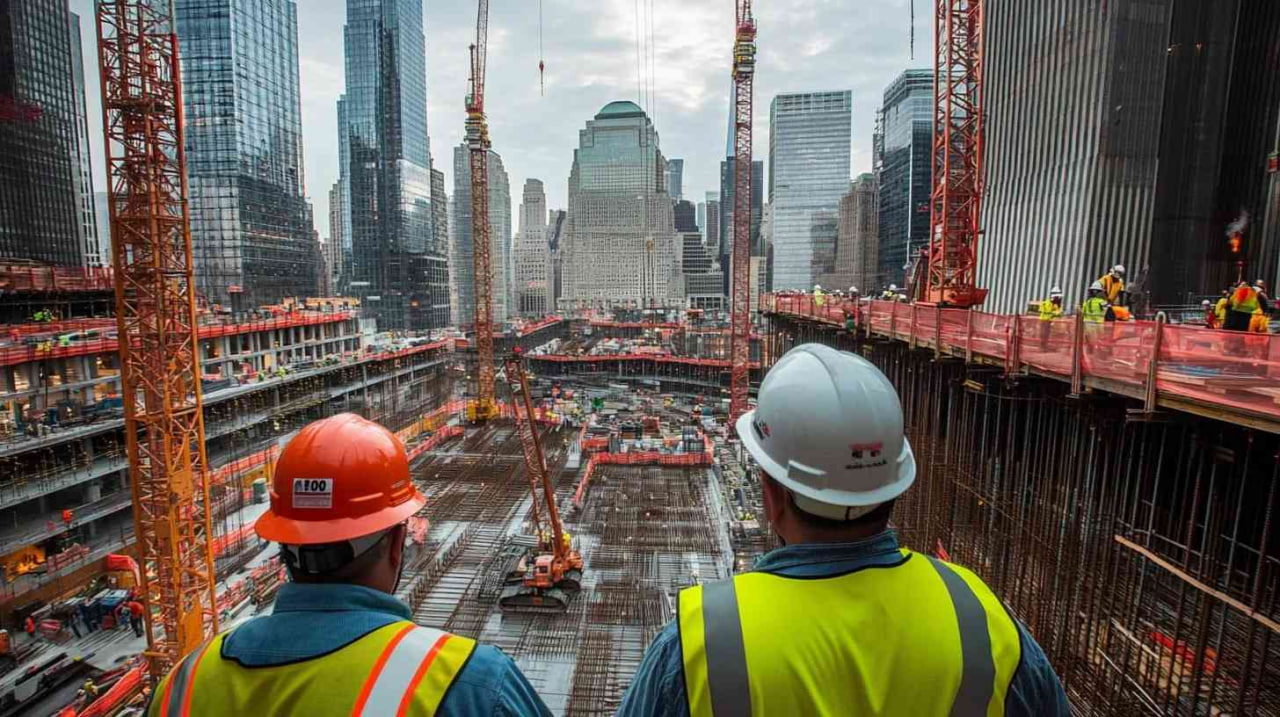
<box><xmin>467</xmin><ymin>0</ymin><xmax>498</xmax><ymax>421</ymax></box>
<box><xmin>499</xmin><ymin>351</ymin><xmax>583</xmax><ymax>612</ymax></box>
<box><xmin>728</xmin><ymin>0</ymin><xmax>757</xmax><ymax>425</ymax></box>
<box><xmin>95</xmin><ymin>0</ymin><xmax>219</xmax><ymax>677</ymax></box>
<box><xmin>925</xmin><ymin>0</ymin><xmax>988</xmax><ymax>307</ymax></box>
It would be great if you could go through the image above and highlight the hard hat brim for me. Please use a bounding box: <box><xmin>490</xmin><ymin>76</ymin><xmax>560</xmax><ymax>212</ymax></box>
<box><xmin>736</xmin><ymin>410</ymin><xmax>917</xmax><ymax>508</ymax></box>
<box><xmin>254</xmin><ymin>490</ymin><xmax>426</xmax><ymax>545</ymax></box>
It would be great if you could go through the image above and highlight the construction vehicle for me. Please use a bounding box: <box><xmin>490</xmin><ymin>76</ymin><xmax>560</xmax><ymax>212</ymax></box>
<box><xmin>499</xmin><ymin>350</ymin><xmax>584</xmax><ymax>612</ymax></box>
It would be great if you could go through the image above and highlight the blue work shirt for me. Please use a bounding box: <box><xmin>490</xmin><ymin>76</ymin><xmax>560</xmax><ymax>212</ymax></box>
<box><xmin>222</xmin><ymin>582</ymin><xmax>551</xmax><ymax>717</ymax></box>
<box><xmin>617</xmin><ymin>531</ymin><xmax>1071</xmax><ymax>716</ymax></box>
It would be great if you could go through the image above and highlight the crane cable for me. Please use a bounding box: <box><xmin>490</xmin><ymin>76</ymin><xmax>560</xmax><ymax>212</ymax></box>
<box><xmin>537</xmin><ymin>0</ymin><xmax>542</xmax><ymax>95</ymax></box>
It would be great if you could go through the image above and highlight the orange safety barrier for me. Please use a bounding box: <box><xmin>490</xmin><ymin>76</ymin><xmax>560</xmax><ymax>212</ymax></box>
<box><xmin>407</xmin><ymin>425</ymin><xmax>464</xmax><ymax>460</ymax></box>
<box><xmin>209</xmin><ymin>445</ymin><xmax>280</xmax><ymax>487</ymax></box>
<box><xmin>573</xmin><ymin>439</ymin><xmax>714</xmax><ymax>506</ymax></box>
<box><xmin>528</xmin><ymin>353</ymin><xmax>761</xmax><ymax>369</ymax></box>
<box><xmin>0</xmin><ymin>264</ymin><xmax>115</xmax><ymax>293</ymax></box>
<box><xmin>766</xmin><ymin>293</ymin><xmax>1280</xmax><ymax>423</ymax></box>
<box><xmin>211</xmin><ymin>524</ymin><xmax>256</xmax><ymax>558</ymax></box>
<box><xmin>511</xmin><ymin>315</ymin><xmax>564</xmax><ymax>337</ymax></box>
<box><xmin>0</xmin><ymin>311</ymin><xmax>362</xmax><ymax>368</ymax></box>
<box><xmin>74</xmin><ymin>662</ymin><xmax>147</xmax><ymax>717</ymax></box>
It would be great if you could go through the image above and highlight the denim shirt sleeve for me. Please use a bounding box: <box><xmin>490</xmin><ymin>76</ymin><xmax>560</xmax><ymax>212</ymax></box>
<box><xmin>617</xmin><ymin>621</ymin><xmax>689</xmax><ymax>717</ymax></box>
<box><xmin>1007</xmin><ymin>622</ymin><xmax>1071</xmax><ymax>717</ymax></box>
<box><xmin>438</xmin><ymin>645</ymin><xmax>553</xmax><ymax>717</ymax></box>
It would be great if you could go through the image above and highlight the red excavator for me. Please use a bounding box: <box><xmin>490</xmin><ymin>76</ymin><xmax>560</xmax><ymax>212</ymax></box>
<box><xmin>499</xmin><ymin>350</ymin><xmax>584</xmax><ymax>612</ymax></box>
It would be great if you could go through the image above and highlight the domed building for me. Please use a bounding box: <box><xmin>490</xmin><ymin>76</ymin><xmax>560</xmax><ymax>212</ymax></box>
<box><xmin>559</xmin><ymin>101</ymin><xmax>682</xmax><ymax>310</ymax></box>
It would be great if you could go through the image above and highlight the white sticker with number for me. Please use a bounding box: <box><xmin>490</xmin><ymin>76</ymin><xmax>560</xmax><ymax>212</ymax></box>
<box><xmin>292</xmin><ymin>478</ymin><xmax>334</xmax><ymax>509</ymax></box>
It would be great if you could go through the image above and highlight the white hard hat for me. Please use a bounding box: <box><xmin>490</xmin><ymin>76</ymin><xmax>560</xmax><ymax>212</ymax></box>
<box><xmin>888</xmin><ymin>284</ymin><xmax>899</xmax><ymax>292</ymax></box>
<box><xmin>736</xmin><ymin>344</ymin><xmax>916</xmax><ymax>520</ymax></box>
<box><xmin>1112</xmin><ymin>265</ymin><xmax>1126</xmax><ymax>276</ymax></box>
<box><xmin>1201</xmin><ymin>300</ymin><xmax>1212</xmax><ymax>307</ymax></box>
<box><xmin>849</xmin><ymin>286</ymin><xmax>858</xmax><ymax>294</ymax></box>
<box><xmin>1050</xmin><ymin>286</ymin><xmax>1063</xmax><ymax>297</ymax></box>
<box><xmin>814</xmin><ymin>284</ymin><xmax>822</xmax><ymax>291</ymax></box>
<box><xmin>1089</xmin><ymin>281</ymin><xmax>1104</xmax><ymax>292</ymax></box>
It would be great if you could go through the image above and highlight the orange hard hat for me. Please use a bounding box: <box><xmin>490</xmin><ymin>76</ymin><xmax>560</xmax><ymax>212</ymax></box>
<box><xmin>254</xmin><ymin>413</ymin><xmax>425</xmax><ymax>545</ymax></box>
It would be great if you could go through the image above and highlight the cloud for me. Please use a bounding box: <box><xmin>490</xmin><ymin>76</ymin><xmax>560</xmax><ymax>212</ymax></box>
<box><xmin>70</xmin><ymin>0</ymin><xmax>930</xmax><ymax>245</ymax></box>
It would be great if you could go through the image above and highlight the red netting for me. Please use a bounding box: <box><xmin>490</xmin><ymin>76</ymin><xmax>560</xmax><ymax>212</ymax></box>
<box><xmin>1157</xmin><ymin>325</ymin><xmax>1280</xmax><ymax>418</ymax></box>
<box><xmin>1081</xmin><ymin>321</ymin><xmax>1155</xmax><ymax>387</ymax></box>
<box><xmin>1017</xmin><ymin>317</ymin><xmax>1074</xmax><ymax>375</ymax></box>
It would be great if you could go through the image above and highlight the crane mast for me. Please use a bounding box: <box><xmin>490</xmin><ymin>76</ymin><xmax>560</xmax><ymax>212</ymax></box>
<box><xmin>926</xmin><ymin>0</ymin><xmax>988</xmax><ymax>307</ymax></box>
<box><xmin>467</xmin><ymin>0</ymin><xmax>497</xmax><ymax>420</ymax></box>
<box><xmin>95</xmin><ymin>0</ymin><xmax>219</xmax><ymax>678</ymax></box>
<box><xmin>504</xmin><ymin>354</ymin><xmax>565</xmax><ymax>555</ymax></box>
<box><xmin>728</xmin><ymin>0</ymin><xmax>756</xmax><ymax>425</ymax></box>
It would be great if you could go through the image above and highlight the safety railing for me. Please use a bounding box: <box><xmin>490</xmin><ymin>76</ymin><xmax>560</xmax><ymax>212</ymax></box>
<box><xmin>0</xmin><ymin>264</ymin><xmax>115</xmax><ymax>293</ymax></box>
<box><xmin>572</xmin><ymin>435</ymin><xmax>715</xmax><ymax>506</ymax></box>
<box><xmin>0</xmin><ymin>311</ymin><xmax>359</xmax><ymax>368</ymax></box>
<box><xmin>765</xmin><ymin>294</ymin><xmax>1280</xmax><ymax>423</ymax></box>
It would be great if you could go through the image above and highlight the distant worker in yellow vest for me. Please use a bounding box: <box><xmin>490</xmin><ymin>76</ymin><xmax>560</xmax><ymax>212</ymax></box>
<box><xmin>1082</xmin><ymin>282</ymin><xmax>1113</xmax><ymax>324</ymax></box>
<box><xmin>148</xmin><ymin>414</ymin><xmax>550</xmax><ymax>717</ymax></box>
<box><xmin>813</xmin><ymin>284</ymin><xmax>826</xmax><ymax>308</ymax></box>
<box><xmin>1038</xmin><ymin>287</ymin><xmax>1064</xmax><ymax>350</ymax></box>
<box><xmin>618</xmin><ymin>344</ymin><xmax>1069</xmax><ymax>717</ymax></box>
<box><xmin>1214</xmin><ymin>289</ymin><xmax>1230</xmax><ymax>328</ymax></box>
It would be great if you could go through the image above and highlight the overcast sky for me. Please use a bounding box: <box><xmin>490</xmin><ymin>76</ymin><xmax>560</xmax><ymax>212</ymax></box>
<box><xmin>70</xmin><ymin>0</ymin><xmax>927</xmax><ymax>237</ymax></box>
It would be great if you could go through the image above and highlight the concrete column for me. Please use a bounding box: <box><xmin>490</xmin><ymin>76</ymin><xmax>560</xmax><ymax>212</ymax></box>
<box><xmin>85</xmin><ymin>479</ymin><xmax>102</xmax><ymax>503</ymax></box>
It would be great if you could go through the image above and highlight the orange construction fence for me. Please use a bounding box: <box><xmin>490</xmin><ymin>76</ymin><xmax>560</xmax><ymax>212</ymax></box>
<box><xmin>572</xmin><ymin>441</ymin><xmax>714</xmax><ymax>506</ymax></box>
<box><xmin>766</xmin><ymin>293</ymin><xmax>1280</xmax><ymax>422</ymax></box>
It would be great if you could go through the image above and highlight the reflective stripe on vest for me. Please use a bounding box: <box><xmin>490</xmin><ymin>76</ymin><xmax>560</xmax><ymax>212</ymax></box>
<box><xmin>679</xmin><ymin>550</ymin><xmax>1022</xmax><ymax>717</ymax></box>
<box><xmin>352</xmin><ymin>624</ymin><xmax>458</xmax><ymax>716</ymax></box>
<box><xmin>152</xmin><ymin>621</ymin><xmax>475</xmax><ymax>717</ymax></box>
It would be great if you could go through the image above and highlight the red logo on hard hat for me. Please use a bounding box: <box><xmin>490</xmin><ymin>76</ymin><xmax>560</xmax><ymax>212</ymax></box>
<box><xmin>850</xmin><ymin>442</ymin><xmax>883</xmax><ymax>460</ymax></box>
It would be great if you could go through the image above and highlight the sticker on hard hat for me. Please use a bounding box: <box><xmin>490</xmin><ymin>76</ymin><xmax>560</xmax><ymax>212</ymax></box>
<box><xmin>846</xmin><ymin>442</ymin><xmax>888</xmax><ymax>471</ymax></box>
<box><xmin>292</xmin><ymin>478</ymin><xmax>334</xmax><ymax>509</ymax></box>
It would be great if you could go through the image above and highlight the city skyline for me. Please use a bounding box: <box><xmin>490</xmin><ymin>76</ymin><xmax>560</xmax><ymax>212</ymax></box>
<box><xmin>67</xmin><ymin>0</ymin><xmax>919</xmax><ymax>239</ymax></box>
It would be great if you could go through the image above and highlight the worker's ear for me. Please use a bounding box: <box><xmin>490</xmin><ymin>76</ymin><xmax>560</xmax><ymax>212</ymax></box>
<box><xmin>388</xmin><ymin>522</ymin><xmax>407</xmax><ymax>567</ymax></box>
<box><xmin>759</xmin><ymin>471</ymin><xmax>785</xmax><ymax>527</ymax></box>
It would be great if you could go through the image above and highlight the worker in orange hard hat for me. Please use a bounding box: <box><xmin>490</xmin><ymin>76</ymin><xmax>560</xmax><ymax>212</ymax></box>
<box><xmin>148</xmin><ymin>413</ymin><xmax>550</xmax><ymax>717</ymax></box>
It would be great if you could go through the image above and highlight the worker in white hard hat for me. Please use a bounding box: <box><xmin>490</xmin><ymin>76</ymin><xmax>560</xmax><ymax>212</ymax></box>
<box><xmin>1097</xmin><ymin>265</ymin><xmax>1126</xmax><ymax>306</ymax></box>
<box><xmin>619</xmin><ymin>344</ymin><xmax>1069</xmax><ymax>717</ymax></box>
<box><xmin>881</xmin><ymin>284</ymin><xmax>899</xmax><ymax>300</ymax></box>
<box><xmin>813</xmin><ymin>284</ymin><xmax>826</xmax><ymax>309</ymax></box>
<box><xmin>1038</xmin><ymin>287</ymin><xmax>1065</xmax><ymax>350</ymax></box>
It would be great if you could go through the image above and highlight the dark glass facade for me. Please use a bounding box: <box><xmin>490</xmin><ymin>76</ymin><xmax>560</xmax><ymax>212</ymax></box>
<box><xmin>0</xmin><ymin>0</ymin><xmax>91</xmax><ymax>267</ymax></box>
<box><xmin>175</xmin><ymin>0</ymin><xmax>318</xmax><ymax>309</ymax></box>
<box><xmin>719</xmin><ymin>158</ymin><xmax>764</xmax><ymax>294</ymax></box>
<box><xmin>875</xmin><ymin>70</ymin><xmax>932</xmax><ymax>290</ymax></box>
<box><xmin>339</xmin><ymin>0</ymin><xmax>441</xmax><ymax>330</ymax></box>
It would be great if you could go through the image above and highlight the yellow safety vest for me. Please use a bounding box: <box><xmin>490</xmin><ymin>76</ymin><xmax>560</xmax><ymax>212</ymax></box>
<box><xmin>1082</xmin><ymin>297</ymin><xmax>1109</xmax><ymax>323</ymax></box>
<box><xmin>679</xmin><ymin>550</ymin><xmax>1022</xmax><ymax>717</ymax></box>
<box><xmin>1038</xmin><ymin>299</ymin><xmax>1062</xmax><ymax>322</ymax></box>
<box><xmin>149</xmin><ymin>621</ymin><xmax>475</xmax><ymax>717</ymax></box>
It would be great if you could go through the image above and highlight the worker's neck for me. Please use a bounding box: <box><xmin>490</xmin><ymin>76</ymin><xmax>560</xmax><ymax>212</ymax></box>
<box><xmin>777</xmin><ymin>520</ymin><xmax>889</xmax><ymax>547</ymax></box>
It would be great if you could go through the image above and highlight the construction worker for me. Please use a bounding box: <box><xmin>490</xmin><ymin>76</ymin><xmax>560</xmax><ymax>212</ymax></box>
<box><xmin>1203</xmin><ymin>300</ymin><xmax>1219</xmax><ymax>329</ymax></box>
<box><xmin>881</xmin><ymin>284</ymin><xmax>899</xmax><ymax>300</ymax></box>
<box><xmin>1214</xmin><ymin>289</ymin><xmax>1230</xmax><ymax>327</ymax></box>
<box><xmin>1097</xmin><ymin>265</ymin><xmax>1126</xmax><ymax>306</ymax></box>
<box><xmin>147</xmin><ymin>414</ymin><xmax>550</xmax><ymax>716</ymax></box>
<box><xmin>1082</xmin><ymin>282</ymin><xmax>1112</xmax><ymax>323</ymax></box>
<box><xmin>1038</xmin><ymin>287</ymin><xmax>1064</xmax><ymax>349</ymax></box>
<box><xmin>813</xmin><ymin>284</ymin><xmax>825</xmax><ymax>308</ymax></box>
<box><xmin>1039</xmin><ymin>287</ymin><xmax>1064</xmax><ymax>322</ymax></box>
<box><xmin>619</xmin><ymin>344</ymin><xmax>1069</xmax><ymax>717</ymax></box>
<box><xmin>1225</xmin><ymin>281</ymin><xmax>1265</xmax><ymax>331</ymax></box>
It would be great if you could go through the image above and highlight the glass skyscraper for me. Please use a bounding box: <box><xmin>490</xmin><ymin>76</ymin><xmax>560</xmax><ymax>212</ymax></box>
<box><xmin>719</xmin><ymin>158</ymin><xmax>764</xmax><ymax>294</ymax></box>
<box><xmin>450</xmin><ymin>145</ymin><xmax>512</xmax><ymax>326</ymax></box>
<box><xmin>560</xmin><ymin>101</ymin><xmax>680</xmax><ymax>309</ymax></box>
<box><xmin>0</xmin><ymin>1</ymin><xmax>98</xmax><ymax>268</ymax></box>
<box><xmin>876</xmin><ymin>70</ymin><xmax>933</xmax><ymax>289</ymax></box>
<box><xmin>768</xmin><ymin>91</ymin><xmax>852</xmax><ymax>290</ymax></box>
<box><xmin>175</xmin><ymin>0</ymin><xmax>318</xmax><ymax>309</ymax></box>
<box><xmin>338</xmin><ymin>0</ymin><xmax>442</xmax><ymax>330</ymax></box>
